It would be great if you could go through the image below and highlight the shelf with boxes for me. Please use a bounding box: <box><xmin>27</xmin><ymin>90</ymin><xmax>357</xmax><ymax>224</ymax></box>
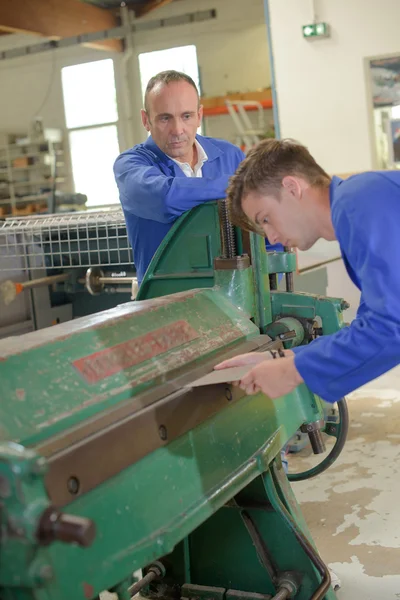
<box><xmin>0</xmin><ymin>128</ymin><xmax>68</xmax><ymax>216</ymax></box>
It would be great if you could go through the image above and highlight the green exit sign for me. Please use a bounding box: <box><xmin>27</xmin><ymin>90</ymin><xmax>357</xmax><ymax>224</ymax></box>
<box><xmin>302</xmin><ymin>22</ymin><xmax>330</xmax><ymax>40</ymax></box>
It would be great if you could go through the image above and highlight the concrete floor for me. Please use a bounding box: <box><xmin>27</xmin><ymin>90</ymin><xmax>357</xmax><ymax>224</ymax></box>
<box><xmin>289</xmin><ymin>366</ymin><xmax>400</xmax><ymax>599</ymax></box>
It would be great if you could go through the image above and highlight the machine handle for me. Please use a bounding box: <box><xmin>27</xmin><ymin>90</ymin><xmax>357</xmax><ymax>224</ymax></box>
<box><xmin>36</xmin><ymin>507</ymin><xmax>96</xmax><ymax>548</ymax></box>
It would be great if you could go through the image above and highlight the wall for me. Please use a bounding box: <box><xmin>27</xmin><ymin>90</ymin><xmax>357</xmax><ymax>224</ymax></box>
<box><xmin>0</xmin><ymin>34</ymin><xmax>128</xmax><ymax>193</ymax></box>
<box><xmin>0</xmin><ymin>0</ymin><xmax>272</xmax><ymax>178</ymax></box>
<box><xmin>268</xmin><ymin>0</ymin><xmax>400</xmax><ymax>173</ymax></box>
<box><xmin>122</xmin><ymin>0</ymin><xmax>273</xmax><ymax>147</ymax></box>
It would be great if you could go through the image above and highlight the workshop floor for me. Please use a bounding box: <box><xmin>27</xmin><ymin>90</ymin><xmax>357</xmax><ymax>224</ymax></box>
<box><xmin>289</xmin><ymin>366</ymin><xmax>400</xmax><ymax>600</ymax></box>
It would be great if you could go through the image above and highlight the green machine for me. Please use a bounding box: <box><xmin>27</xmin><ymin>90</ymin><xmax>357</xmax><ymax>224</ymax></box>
<box><xmin>0</xmin><ymin>201</ymin><xmax>349</xmax><ymax>600</ymax></box>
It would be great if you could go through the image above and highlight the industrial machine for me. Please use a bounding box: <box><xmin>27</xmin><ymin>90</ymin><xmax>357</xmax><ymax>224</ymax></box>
<box><xmin>0</xmin><ymin>200</ymin><xmax>349</xmax><ymax>600</ymax></box>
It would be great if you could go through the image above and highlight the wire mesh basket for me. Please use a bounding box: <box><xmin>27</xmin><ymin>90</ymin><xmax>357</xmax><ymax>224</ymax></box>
<box><xmin>0</xmin><ymin>209</ymin><xmax>133</xmax><ymax>272</ymax></box>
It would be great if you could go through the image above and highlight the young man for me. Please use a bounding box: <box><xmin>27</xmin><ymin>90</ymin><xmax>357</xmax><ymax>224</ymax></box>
<box><xmin>215</xmin><ymin>138</ymin><xmax>400</xmax><ymax>403</ymax></box>
<box><xmin>114</xmin><ymin>70</ymin><xmax>281</xmax><ymax>285</ymax></box>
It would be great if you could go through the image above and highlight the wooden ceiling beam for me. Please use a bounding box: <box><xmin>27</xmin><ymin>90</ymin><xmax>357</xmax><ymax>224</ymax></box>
<box><xmin>135</xmin><ymin>0</ymin><xmax>175</xmax><ymax>18</ymax></box>
<box><xmin>0</xmin><ymin>0</ymin><xmax>122</xmax><ymax>52</ymax></box>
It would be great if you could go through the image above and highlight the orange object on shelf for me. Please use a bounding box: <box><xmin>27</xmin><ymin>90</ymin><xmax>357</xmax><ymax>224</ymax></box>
<box><xmin>201</xmin><ymin>89</ymin><xmax>273</xmax><ymax>117</ymax></box>
<box><xmin>203</xmin><ymin>99</ymin><xmax>273</xmax><ymax>117</ymax></box>
<box><xmin>12</xmin><ymin>156</ymin><xmax>34</xmax><ymax>168</ymax></box>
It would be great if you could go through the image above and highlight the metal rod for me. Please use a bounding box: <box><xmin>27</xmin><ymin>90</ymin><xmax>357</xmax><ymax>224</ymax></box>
<box><xmin>250</xmin><ymin>232</ymin><xmax>272</xmax><ymax>332</ymax></box>
<box><xmin>308</xmin><ymin>430</ymin><xmax>326</xmax><ymax>455</ymax></box>
<box><xmin>0</xmin><ymin>10</ymin><xmax>217</xmax><ymax>61</ymax></box>
<box><xmin>265</xmin><ymin>464</ymin><xmax>331</xmax><ymax>600</ymax></box>
<box><xmin>128</xmin><ymin>570</ymin><xmax>158</xmax><ymax>596</ymax></box>
<box><xmin>240</xmin><ymin>510</ymin><xmax>279</xmax><ymax>584</ymax></box>
<box><xmin>283</xmin><ymin>246</ymin><xmax>294</xmax><ymax>292</ymax></box>
<box><xmin>263</xmin><ymin>0</ymin><xmax>281</xmax><ymax>139</ymax></box>
<box><xmin>270</xmin><ymin>588</ymin><xmax>291</xmax><ymax>600</ymax></box>
<box><xmin>99</xmin><ymin>277</ymin><xmax>135</xmax><ymax>284</ymax></box>
<box><xmin>19</xmin><ymin>273</ymin><xmax>69</xmax><ymax>290</ymax></box>
<box><xmin>78</xmin><ymin>277</ymin><xmax>135</xmax><ymax>285</ymax></box>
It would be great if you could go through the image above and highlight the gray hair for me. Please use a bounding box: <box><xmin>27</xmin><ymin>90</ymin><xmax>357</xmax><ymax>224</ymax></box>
<box><xmin>144</xmin><ymin>70</ymin><xmax>199</xmax><ymax>113</ymax></box>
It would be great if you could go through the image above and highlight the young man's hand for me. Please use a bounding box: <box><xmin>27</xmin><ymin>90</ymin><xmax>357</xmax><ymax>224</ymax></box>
<box><xmin>239</xmin><ymin>355</ymin><xmax>303</xmax><ymax>398</ymax></box>
<box><xmin>214</xmin><ymin>350</ymin><xmax>303</xmax><ymax>398</ymax></box>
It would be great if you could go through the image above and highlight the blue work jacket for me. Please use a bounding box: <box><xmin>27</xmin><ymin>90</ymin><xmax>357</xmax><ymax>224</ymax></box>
<box><xmin>114</xmin><ymin>134</ymin><xmax>282</xmax><ymax>283</ymax></box>
<box><xmin>294</xmin><ymin>172</ymin><xmax>400</xmax><ymax>403</ymax></box>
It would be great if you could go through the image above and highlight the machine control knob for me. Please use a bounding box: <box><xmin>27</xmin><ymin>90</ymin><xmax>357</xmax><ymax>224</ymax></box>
<box><xmin>37</xmin><ymin>507</ymin><xmax>96</xmax><ymax>548</ymax></box>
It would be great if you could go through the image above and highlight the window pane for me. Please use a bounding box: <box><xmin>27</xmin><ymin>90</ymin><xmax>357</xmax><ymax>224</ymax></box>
<box><xmin>62</xmin><ymin>59</ymin><xmax>118</xmax><ymax>129</ymax></box>
<box><xmin>69</xmin><ymin>125</ymin><xmax>120</xmax><ymax>206</ymax></box>
<box><xmin>138</xmin><ymin>45</ymin><xmax>201</xmax><ymax>101</ymax></box>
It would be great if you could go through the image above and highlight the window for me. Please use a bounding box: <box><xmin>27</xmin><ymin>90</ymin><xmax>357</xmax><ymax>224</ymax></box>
<box><xmin>138</xmin><ymin>45</ymin><xmax>201</xmax><ymax>98</ymax></box>
<box><xmin>138</xmin><ymin>45</ymin><xmax>202</xmax><ymax>133</ymax></box>
<box><xmin>61</xmin><ymin>59</ymin><xmax>119</xmax><ymax>206</ymax></box>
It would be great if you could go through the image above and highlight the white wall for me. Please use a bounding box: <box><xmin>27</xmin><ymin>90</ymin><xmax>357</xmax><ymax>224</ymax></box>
<box><xmin>269</xmin><ymin>0</ymin><xmax>400</xmax><ymax>173</ymax></box>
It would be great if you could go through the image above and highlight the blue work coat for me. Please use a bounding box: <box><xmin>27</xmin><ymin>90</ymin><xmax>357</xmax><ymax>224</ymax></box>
<box><xmin>294</xmin><ymin>172</ymin><xmax>400</xmax><ymax>403</ymax></box>
<box><xmin>114</xmin><ymin>134</ymin><xmax>282</xmax><ymax>283</ymax></box>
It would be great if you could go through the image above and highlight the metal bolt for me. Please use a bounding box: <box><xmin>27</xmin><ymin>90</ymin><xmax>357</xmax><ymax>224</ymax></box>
<box><xmin>159</xmin><ymin>425</ymin><xmax>168</xmax><ymax>441</ymax></box>
<box><xmin>67</xmin><ymin>476</ymin><xmax>80</xmax><ymax>495</ymax></box>
<box><xmin>225</xmin><ymin>387</ymin><xmax>233</xmax><ymax>401</ymax></box>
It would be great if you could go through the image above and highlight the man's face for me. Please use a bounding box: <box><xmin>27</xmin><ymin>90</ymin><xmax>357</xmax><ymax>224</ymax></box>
<box><xmin>242</xmin><ymin>177</ymin><xmax>320</xmax><ymax>251</ymax></box>
<box><xmin>141</xmin><ymin>81</ymin><xmax>202</xmax><ymax>162</ymax></box>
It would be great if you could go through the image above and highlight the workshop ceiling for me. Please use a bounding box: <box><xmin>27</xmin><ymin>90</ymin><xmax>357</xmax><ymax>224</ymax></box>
<box><xmin>0</xmin><ymin>0</ymin><xmax>183</xmax><ymax>52</ymax></box>
<box><xmin>83</xmin><ymin>0</ymin><xmax>181</xmax><ymax>15</ymax></box>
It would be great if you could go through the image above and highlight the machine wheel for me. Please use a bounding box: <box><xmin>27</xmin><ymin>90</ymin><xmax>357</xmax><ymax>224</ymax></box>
<box><xmin>288</xmin><ymin>397</ymin><xmax>349</xmax><ymax>482</ymax></box>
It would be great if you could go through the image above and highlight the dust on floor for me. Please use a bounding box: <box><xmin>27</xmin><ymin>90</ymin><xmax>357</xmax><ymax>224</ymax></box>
<box><xmin>289</xmin><ymin>367</ymin><xmax>400</xmax><ymax>600</ymax></box>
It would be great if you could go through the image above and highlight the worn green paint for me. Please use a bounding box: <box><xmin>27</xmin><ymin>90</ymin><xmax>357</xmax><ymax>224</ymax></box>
<box><xmin>271</xmin><ymin>291</ymin><xmax>348</xmax><ymax>334</ymax></box>
<box><xmin>0</xmin><ymin>289</ymin><xmax>257</xmax><ymax>446</ymax></box>
<box><xmin>214</xmin><ymin>267</ymin><xmax>255</xmax><ymax>319</ymax></box>
<box><xmin>249</xmin><ymin>232</ymin><xmax>273</xmax><ymax>331</ymax></box>
<box><xmin>267</xmin><ymin>251</ymin><xmax>297</xmax><ymax>274</ymax></box>
<box><xmin>137</xmin><ymin>202</ymin><xmax>221</xmax><ymax>300</ymax></box>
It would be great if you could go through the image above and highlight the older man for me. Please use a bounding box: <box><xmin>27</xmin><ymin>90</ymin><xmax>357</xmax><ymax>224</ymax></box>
<box><xmin>114</xmin><ymin>70</ymin><xmax>281</xmax><ymax>284</ymax></box>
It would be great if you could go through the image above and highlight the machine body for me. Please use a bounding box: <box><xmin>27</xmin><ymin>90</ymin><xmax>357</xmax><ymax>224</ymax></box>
<box><xmin>0</xmin><ymin>202</ymin><xmax>349</xmax><ymax>600</ymax></box>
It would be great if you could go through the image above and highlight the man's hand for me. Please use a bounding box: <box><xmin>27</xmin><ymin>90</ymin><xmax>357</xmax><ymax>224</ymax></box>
<box><xmin>214</xmin><ymin>349</ymin><xmax>301</xmax><ymax>397</ymax></box>
<box><xmin>239</xmin><ymin>355</ymin><xmax>303</xmax><ymax>398</ymax></box>
<box><xmin>214</xmin><ymin>350</ymin><xmax>275</xmax><ymax>371</ymax></box>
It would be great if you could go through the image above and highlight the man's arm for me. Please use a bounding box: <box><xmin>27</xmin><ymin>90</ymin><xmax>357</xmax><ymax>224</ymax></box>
<box><xmin>293</xmin><ymin>182</ymin><xmax>400</xmax><ymax>403</ymax></box>
<box><xmin>114</xmin><ymin>149</ymin><xmax>243</xmax><ymax>224</ymax></box>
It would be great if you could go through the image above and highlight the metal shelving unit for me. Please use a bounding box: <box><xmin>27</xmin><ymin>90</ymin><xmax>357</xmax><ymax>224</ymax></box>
<box><xmin>0</xmin><ymin>131</ymin><xmax>66</xmax><ymax>215</ymax></box>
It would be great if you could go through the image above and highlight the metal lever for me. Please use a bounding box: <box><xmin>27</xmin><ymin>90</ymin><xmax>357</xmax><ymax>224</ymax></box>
<box><xmin>276</xmin><ymin>329</ymin><xmax>296</xmax><ymax>342</ymax></box>
<box><xmin>36</xmin><ymin>506</ymin><xmax>96</xmax><ymax>548</ymax></box>
<box><xmin>301</xmin><ymin>420</ymin><xmax>326</xmax><ymax>454</ymax></box>
<box><xmin>0</xmin><ymin>274</ymin><xmax>69</xmax><ymax>306</ymax></box>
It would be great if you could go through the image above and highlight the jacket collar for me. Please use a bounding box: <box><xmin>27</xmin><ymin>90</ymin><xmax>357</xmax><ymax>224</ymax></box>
<box><xmin>144</xmin><ymin>134</ymin><xmax>223</xmax><ymax>165</ymax></box>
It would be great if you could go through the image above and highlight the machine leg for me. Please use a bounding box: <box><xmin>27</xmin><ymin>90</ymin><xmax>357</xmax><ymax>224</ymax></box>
<box><xmin>141</xmin><ymin>460</ymin><xmax>337</xmax><ymax>600</ymax></box>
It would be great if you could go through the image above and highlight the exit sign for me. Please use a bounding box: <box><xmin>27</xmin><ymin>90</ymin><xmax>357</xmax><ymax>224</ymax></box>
<box><xmin>302</xmin><ymin>22</ymin><xmax>330</xmax><ymax>40</ymax></box>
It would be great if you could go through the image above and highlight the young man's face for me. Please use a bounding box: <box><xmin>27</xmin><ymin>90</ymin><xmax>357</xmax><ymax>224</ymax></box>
<box><xmin>141</xmin><ymin>81</ymin><xmax>202</xmax><ymax>163</ymax></box>
<box><xmin>242</xmin><ymin>177</ymin><xmax>320</xmax><ymax>251</ymax></box>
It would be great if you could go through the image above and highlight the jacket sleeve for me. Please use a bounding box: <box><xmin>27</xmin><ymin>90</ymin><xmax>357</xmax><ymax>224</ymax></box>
<box><xmin>293</xmin><ymin>188</ymin><xmax>400</xmax><ymax>403</ymax></box>
<box><xmin>114</xmin><ymin>151</ymin><xmax>240</xmax><ymax>224</ymax></box>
